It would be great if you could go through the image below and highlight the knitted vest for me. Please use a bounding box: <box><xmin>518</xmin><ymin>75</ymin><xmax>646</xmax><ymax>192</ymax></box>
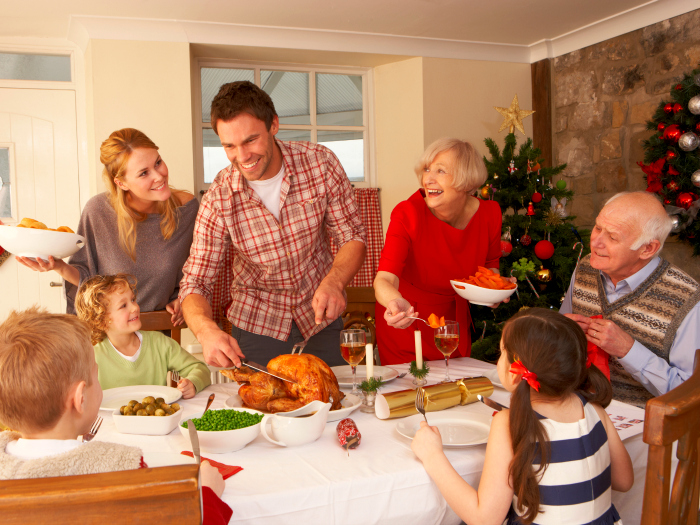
<box><xmin>0</xmin><ymin>431</ymin><xmax>143</xmax><ymax>479</ymax></box>
<box><xmin>571</xmin><ymin>255</ymin><xmax>700</xmax><ymax>408</ymax></box>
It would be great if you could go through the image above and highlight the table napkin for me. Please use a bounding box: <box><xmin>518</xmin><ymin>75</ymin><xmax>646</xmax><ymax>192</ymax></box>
<box><xmin>588</xmin><ymin>315</ymin><xmax>611</xmax><ymax>380</ymax></box>
<box><xmin>180</xmin><ymin>451</ymin><xmax>243</xmax><ymax>479</ymax></box>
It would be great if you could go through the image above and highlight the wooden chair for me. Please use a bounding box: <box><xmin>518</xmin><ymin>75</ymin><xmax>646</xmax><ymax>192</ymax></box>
<box><xmin>641</xmin><ymin>349</ymin><xmax>700</xmax><ymax>525</ymax></box>
<box><xmin>0</xmin><ymin>464</ymin><xmax>201</xmax><ymax>524</ymax></box>
<box><xmin>139</xmin><ymin>310</ymin><xmax>187</xmax><ymax>345</ymax></box>
<box><xmin>343</xmin><ymin>286</ymin><xmax>377</xmax><ymax>350</ymax></box>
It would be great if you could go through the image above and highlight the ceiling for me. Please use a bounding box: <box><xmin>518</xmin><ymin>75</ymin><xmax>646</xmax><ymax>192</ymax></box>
<box><xmin>0</xmin><ymin>0</ymin><xmax>696</xmax><ymax>62</ymax></box>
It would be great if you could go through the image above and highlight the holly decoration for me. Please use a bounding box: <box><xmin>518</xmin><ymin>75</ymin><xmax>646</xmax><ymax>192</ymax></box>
<box><xmin>639</xmin><ymin>67</ymin><xmax>700</xmax><ymax>255</ymax></box>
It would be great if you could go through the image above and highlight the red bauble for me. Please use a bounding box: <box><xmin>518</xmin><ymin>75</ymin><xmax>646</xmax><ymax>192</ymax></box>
<box><xmin>675</xmin><ymin>84</ymin><xmax>683</xmax><ymax>90</ymax></box>
<box><xmin>520</xmin><ymin>234</ymin><xmax>532</xmax><ymax>246</ymax></box>
<box><xmin>657</xmin><ymin>122</ymin><xmax>666</xmax><ymax>131</ymax></box>
<box><xmin>526</xmin><ymin>202</ymin><xmax>536</xmax><ymax>216</ymax></box>
<box><xmin>672</xmin><ymin>103</ymin><xmax>683</xmax><ymax>114</ymax></box>
<box><xmin>664</xmin><ymin>103</ymin><xmax>674</xmax><ymax>114</ymax></box>
<box><xmin>500</xmin><ymin>240</ymin><xmax>513</xmax><ymax>257</ymax></box>
<box><xmin>666</xmin><ymin>151</ymin><xmax>677</xmax><ymax>160</ymax></box>
<box><xmin>531</xmin><ymin>192</ymin><xmax>542</xmax><ymax>203</ymax></box>
<box><xmin>663</xmin><ymin>124</ymin><xmax>682</xmax><ymax>142</ymax></box>
<box><xmin>677</xmin><ymin>192</ymin><xmax>696</xmax><ymax>209</ymax></box>
<box><xmin>667</xmin><ymin>181</ymin><xmax>679</xmax><ymax>192</ymax></box>
<box><xmin>534</xmin><ymin>240</ymin><xmax>555</xmax><ymax>260</ymax></box>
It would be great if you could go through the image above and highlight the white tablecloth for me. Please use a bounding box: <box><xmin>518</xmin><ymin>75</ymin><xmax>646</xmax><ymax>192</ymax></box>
<box><xmin>96</xmin><ymin>357</ymin><xmax>648</xmax><ymax>525</ymax></box>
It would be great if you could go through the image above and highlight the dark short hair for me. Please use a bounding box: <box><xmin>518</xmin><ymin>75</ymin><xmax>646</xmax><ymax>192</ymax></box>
<box><xmin>210</xmin><ymin>81</ymin><xmax>277</xmax><ymax>134</ymax></box>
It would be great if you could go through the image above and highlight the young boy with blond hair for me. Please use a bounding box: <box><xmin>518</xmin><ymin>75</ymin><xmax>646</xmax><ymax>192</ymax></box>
<box><xmin>0</xmin><ymin>308</ymin><xmax>232</xmax><ymax>524</ymax></box>
<box><xmin>75</xmin><ymin>274</ymin><xmax>211</xmax><ymax>398</ymax></box>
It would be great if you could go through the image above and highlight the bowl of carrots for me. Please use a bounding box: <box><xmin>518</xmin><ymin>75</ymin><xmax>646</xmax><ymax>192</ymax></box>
<box><xmin>451</xmin><ymin>267</ymin><xmax>517</xmax><ymax>306</ymax></box>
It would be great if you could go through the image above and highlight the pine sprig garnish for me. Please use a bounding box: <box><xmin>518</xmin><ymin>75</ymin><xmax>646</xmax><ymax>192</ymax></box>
<box><xmin>409</xmin><ymin>360</ymin><xmax>430</xmax><ymax>379</ymax></box>
<box><xmin>359</xmin><ymin>377</ymin><xmax>386</xmax><ymax>393</ymax></box>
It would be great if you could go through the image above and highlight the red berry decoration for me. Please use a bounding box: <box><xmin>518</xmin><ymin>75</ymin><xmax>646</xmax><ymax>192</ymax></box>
<box><xmin>500</xmin><ymin>240</ymin><xmax>513</xmax><ymax>256</ymax></box>
<box><xmin>663</xmin><ymin>124</ymin><xmax>682</xmax><ymax>142</ymax></box>
<box><xmin>667</xmin><ymin>181</ymin><xmax>679</xmax><ymax>192</ymax></box>
<box><xmin>664</xmin><ymin>199</ymin><xmax>672</xmax><ymax>205</ymax></box>
<box><xmin>675</xmin><ymin>84</ymin><xmax>683</xmax><ymax>90</ymax></box>
<box><xmin>534</xmin><ymin>240</ymin><xmax>555</xmax><ymax>260</ymax></box>
<box><xmin>520</xmin><ymin>234</ymin><xmax>532</xmax><ymax>246</ymax></box>
<box><xmin>666</xmin><ymin>151</ymin><xmax>677</xmax><ymax>160</ymax></box>
<box><xmin>677</xmin><ymin>192</ymin><xmax>696</xmax><ymax>210</ymax></box>
<box><xmin>657</xmin><ymin>122</ymin><xmax>666</xmax><ymax>131</ymax></box>
<box><xmin>667</xmin><ymin>166</ymin><xmax>679</xmax><ymax>176</ymax></box>
<box><xmin>664</xmin><ymin>103</ymin><xmax>674</xmax><ymax>114</ymax></box>
<box><xmin>696</xmin><ymin>122</ymin><xmax>700</xmax><ymax>134</ymax></box>
<box><xmin>531</xmin><ymin>192</ymin><xmax>542</xmax><ymax>203</ymax></box>
<box><xmin>673</xmin><ymin>103</ymin><xmax>683</xmax><ymax>114</ymax></box>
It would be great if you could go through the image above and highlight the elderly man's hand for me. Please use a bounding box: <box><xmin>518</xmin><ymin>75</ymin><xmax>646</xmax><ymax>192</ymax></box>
<box><xmin>586</xmin><ymin>318</ymin><xmax>634</xmax><ymax>358</ymax></box>
<box><xmin>563</xmin><ymin>313</ymin><xmax>593</xmax><ymax>333</ymax></box>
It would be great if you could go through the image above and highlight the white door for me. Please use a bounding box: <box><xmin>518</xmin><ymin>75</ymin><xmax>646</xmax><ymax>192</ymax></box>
<box><xmin>0</xmin><ymin>88</ymin><xmax>80</xmax><ymax>318</ymax></box>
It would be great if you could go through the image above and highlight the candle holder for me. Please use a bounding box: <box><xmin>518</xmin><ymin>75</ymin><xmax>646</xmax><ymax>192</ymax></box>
<box><xmin>359</xmin><ymin>376</ymin><xmax>385</xmax><ymax>413</ymax></box>
<box><xmin>409</xmin><ymin>360</ymin><xmax>430</xmax><ymax>387</ymax></box>
<box><xmin>360</xmin><ymin>391</ymin><xmax>376</xmax><ymax>413</ymax></box>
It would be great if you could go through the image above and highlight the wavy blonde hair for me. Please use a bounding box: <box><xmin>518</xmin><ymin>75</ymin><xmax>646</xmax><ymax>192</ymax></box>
<box><xmin>101</xmin><ymin>128</ymin><xmax>184</xmax><ymax>260</ymax></box>
<box><xmin>75</xmin><ymin>274</ymin><xmax>138</xmax><ymax>346</ymax></box>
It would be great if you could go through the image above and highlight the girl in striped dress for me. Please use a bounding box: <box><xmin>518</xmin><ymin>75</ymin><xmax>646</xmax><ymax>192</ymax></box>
<box><xmin>412</xmin><ymin>308</ymin><xmax>633</xmax><ymax>525</ymax></box>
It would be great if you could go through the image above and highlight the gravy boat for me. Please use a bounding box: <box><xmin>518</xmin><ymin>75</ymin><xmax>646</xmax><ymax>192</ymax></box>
<box><xmin>260</xmin><ymin>400</ymin><xmax>331</xmax><ymax>447</ymax></box>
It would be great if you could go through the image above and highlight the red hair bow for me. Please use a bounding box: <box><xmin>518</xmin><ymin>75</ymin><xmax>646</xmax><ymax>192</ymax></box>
<box><xmin>510</xmin><ymin>360</ymin><xmax>540</xmax><ymax>392</ymax></box>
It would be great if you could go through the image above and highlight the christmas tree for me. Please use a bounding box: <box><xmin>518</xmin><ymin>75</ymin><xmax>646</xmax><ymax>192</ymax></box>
<box><xmin>470</xmin><ymin>132</ymin><xmax>589</xmax><ymax>362</ymax></box>
<box><xmin>638</xmin><ymin>68</ymin><xmax>700</xmax><ymax>255</ymax></box>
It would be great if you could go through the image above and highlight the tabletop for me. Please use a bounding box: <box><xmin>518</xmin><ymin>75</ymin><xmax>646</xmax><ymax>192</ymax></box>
<box><xmin>96</xmin><ymin>357</ymin><xmax>650</xmax><ymax>525</ymax></box>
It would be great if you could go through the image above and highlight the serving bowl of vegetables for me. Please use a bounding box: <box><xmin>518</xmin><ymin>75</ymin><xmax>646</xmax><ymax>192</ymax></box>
<box><xmin>179</xmin><ymin>407</ymin><xmax>264</xmax><ymax>453</ymax></box>
<box><xmin>112</xmin><ymin>396</ymin><xmax>182</xmax><ymax>436</ymax></box>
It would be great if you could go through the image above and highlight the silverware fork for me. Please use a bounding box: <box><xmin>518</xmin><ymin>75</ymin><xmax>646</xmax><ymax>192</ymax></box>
<box><xmin>415</xmin><ymin>387</ymin><xmax>428</xmax><ymax>423</ymax></box>
<box><xmin>82</xmin><ymin>416</ymin><xmax>103</xmax><ymax>442</ymax></box>
<box><xmin>171</xmin><ymin>370</ymin><xmax>181</xmax><ymax>387</ymax></box>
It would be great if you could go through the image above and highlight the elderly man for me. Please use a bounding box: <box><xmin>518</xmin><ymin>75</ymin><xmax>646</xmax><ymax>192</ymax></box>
<box><xmin>560</xmin><ymin>191</ymin><xmax>700</xmax><ymax>408</ymax></box>
<box><xmin>180</xmin><ymin>81</ymin><xmax>366</xmax><ymax>368</ymax></box>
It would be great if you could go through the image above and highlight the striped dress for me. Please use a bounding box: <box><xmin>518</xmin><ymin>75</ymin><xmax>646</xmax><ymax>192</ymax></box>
<box><xmin>506</xmin><ymin>395</ymin><xmax>622</xmax><ymax>525</ymax></box>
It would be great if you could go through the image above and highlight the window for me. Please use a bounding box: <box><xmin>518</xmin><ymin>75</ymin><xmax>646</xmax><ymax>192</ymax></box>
<box><xmin>195</xmin><ymin>61</ymin><xmax>373</xmax><ymax>195</ymax></box>
<box><xmin>0</xmin><ymin>52</ymin><xmax>71</xmax><ymax>82</ymax></box>
<box><xmin>0</xmin><ymin>145</ymin><xmax>15</xmax><ymax>219</ymax></box>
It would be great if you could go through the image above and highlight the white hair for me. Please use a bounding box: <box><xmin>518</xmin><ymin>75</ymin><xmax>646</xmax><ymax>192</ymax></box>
<box><xmin>605</xmin><ymin>192</ymin><xmax>674</xmax><ymax>251</ymax></box>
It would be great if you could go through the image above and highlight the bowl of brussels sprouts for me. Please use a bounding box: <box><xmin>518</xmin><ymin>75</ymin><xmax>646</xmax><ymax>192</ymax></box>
<box><xmin>179</xmin><ymin>407</ymin><xmax>265</xmax><ymax>453</ymax></box>
<box><xmin>112</xmin><ymin>395</ymin><xmax>182</xmax><ymax>436</ymax></box>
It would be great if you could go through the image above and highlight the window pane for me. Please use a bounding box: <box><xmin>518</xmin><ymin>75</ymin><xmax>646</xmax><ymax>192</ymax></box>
<box><xmin>276</xmin><ymin>129</ymin><xmax>311</xmax><ymax>142</ymax></box>
<box><xmin>0</xmin><ymin>148</ymin><xmax>10</xmax><ymax>217</ymax></box>
<box><xmin>262</xmin><ymin>71</ymin><xmax>310</xmax><ymax>125</ymax></box>
<box><xmin>0</xmin><ymin>53</ymin><xmax>70</xmax><ymax>82</ymax></box>
<box><xmin>316</xmin><ymin>73</ymin><xmax>363</xmax><ymax>126</ymax></box>
<box><xmin>202</xmin><ymin>129</ymin><xmax>230</xmax><ymax>184</ymax></box>
<box><xmin>318</xmin><ymin>131</ymin><xmax>364</xmax><ymax>182</ymax></box>
<box><xmin>201</xmin><ymin>68</ymin><xmax>254</xmax><ymax>123</ymax></box>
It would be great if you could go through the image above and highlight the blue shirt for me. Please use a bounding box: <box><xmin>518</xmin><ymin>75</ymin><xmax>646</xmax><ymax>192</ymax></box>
<box><xmin>560</xmin><ymin>256</ymin><xmax>700</xmax><ymax>396</ymax></box>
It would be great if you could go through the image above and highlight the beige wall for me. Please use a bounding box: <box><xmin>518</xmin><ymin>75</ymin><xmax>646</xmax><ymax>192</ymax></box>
<box><xmin>86</xmin><ymin>40</ymin><xmax>195</xmax><ymax>195</ymax></box>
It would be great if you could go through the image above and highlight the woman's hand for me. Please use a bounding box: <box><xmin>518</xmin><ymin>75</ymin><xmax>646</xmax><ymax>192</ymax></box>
<box><xmin>384</xmin><ymin>298</ymin><xmax>417</xmax><ymax>329</ymax></box>
<box><xmin>15</xmin><ymin>255</ymin><xmax>63</xmax><ymax>272</ymax></box>
<box><xmin>176</xmin><ymin>377</ymin><xmax>196</xmax><ymax>399</ymax></box>
<box><xmin>166</xmin><ymin>298</ymin><xmax>185</xmax><ymax>326</ymax></box>
<box><xmin>488</xmin><ymin>276</ymin><xmax>518</xmax><ymax>308</ymax></box>
<box><xmin>200</xmin><ymin>460</ymin><xmax>226</xmax><ymax>498</ymax></box>
<box><xmin>411</xmin><ymin>421</ymin><xmax>444</xmax><ymax>464</ymax></box>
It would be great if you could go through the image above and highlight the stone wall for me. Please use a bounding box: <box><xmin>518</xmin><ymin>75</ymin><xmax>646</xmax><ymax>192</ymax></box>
<box><xmin>552</xmin><ymin>8</ymin><xmax>700</xmax><ymax>281</ymax></box>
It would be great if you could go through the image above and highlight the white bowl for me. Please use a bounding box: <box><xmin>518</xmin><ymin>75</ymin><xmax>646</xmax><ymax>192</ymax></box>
<box><xmin>112</xmin><ymin>407</ymin><xmax>181</xmax><ymax>436</ymax></box>
<box><xmin>179</xmin><ymin>407</ymin><xmax>264</xmax><ymax>454</ymax></box>
<box><xmin>450</xmin><ymin>279</ymin><xmax>517</xmax><ymax>306</ymax></box>
<box><xmin>0</xmin><ymin>225</ymin><xmax>85</xmax><ymax>260</ymax></box>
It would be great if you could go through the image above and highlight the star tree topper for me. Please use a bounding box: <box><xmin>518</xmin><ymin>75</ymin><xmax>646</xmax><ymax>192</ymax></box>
<box><xmin>494</xmin><ymin>94</ymin><xmax>535</xmax><ymax>135</ymax></box>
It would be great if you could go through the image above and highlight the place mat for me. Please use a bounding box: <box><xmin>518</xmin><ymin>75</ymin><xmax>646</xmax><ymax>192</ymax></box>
<box><xmin>180</xmin><ymin>451</ymin><xmax>243</xmax><ymax>479</ymax></box>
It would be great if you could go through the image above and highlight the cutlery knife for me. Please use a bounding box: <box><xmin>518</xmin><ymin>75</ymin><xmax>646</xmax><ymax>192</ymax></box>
<box><xmin>477</xmin><ymin>395</ymin><xmax>507</xmax><ymax>412</ymax></box>
<box><xmin>186</xmin><ymin>419</ymin><xmax>200</xmax><ymax>464</ymax></box>
<box><xmin>212</xmin><ymin>358</ymin><xmax>297</xmax><ymax>384</ymax></box>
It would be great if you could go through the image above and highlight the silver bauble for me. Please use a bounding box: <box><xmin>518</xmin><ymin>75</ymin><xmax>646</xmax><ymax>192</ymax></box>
<box><xmin>695</xmin><ymin>73</ymin><xmax>700</xmax><ymax>87</ymax></box>
<box><xmin>691</xmin><ymin>170</ymin><xmax>700</xmax><ymax>188</ymax></box>
<box><xmin>678</xmin><ymin>132</ymin><xmax>700</xmax><ymax>152</ymax></box>
<box><xmin>689</xmin><ymin>95</ymin><xmax>700</xmax><ymax>115</ymax></box>
<box><xmin>670</xmin><ymin>215</ymin><xmax>681</xmax><ymax>233</ymax></box>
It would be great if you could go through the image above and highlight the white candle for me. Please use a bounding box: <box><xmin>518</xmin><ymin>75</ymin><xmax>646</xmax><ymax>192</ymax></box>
<box><xmin>365</xmin><ymin>344</ymin><xmax>374</xmax><ymax>379</ymax></box>
<box><xmin>415</xmin><ymin>331</ymin><xmax>423</xmax><ymax>369</ymax></box>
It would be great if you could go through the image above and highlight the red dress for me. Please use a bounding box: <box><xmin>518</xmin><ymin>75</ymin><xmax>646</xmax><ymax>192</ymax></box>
<box><xmin>376</xmin><ymin>190</ymin><xmax>502</xmax><ymax>365</ymax></box>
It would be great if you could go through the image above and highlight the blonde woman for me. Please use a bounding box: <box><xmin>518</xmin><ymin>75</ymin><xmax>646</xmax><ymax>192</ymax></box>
<box><xmin>16</xmin><ymin>129</ymin><xmax>197</xmax><ymax>323</ymax></box>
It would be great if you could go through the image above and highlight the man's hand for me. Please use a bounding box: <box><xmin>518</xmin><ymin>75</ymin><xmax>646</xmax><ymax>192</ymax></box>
<box><xmin>587</xmin><ymin>318</ymin><xmax>634</xmax><ymax>358</ymax></box>
<box><xmin>199</xmin><ymin>326</ymin><xmax>246</xmax><ymax>368</ymax></box>
<box><xmin>312</xmin><ymin>275</ymin><xmax>346</xmax><ymax>324</ymax></box>
<box><xmin>384</xmin><ymin>298</ymin><xmax>416</xmax><ymax>329</ymax></box>
<box><xmin>563</xmin><ymin>313</ymin><xmax>593</xmax><ymax>333</ymax></box>
<box><xmin>165</xmin><ymin>298</ymin><xmax>185</xmax><ymax>326</ymax></box>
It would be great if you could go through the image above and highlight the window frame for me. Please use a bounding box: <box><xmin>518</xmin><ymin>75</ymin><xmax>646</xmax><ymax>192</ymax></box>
<box><xmin>0</xmin><ymin>143</ymin><xmax>17</xmax><ymax>221</ymax></box>
<box><xmin>193</xmin><ymin>58</ymin><xmax>376</xmax><ymax>197</ymax></box>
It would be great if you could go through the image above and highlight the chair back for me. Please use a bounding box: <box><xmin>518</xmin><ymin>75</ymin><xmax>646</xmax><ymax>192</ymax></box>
<box><xmin>343</xmin><ymin>286</ymin><xmax>377</xmax><ymax>349</ymax></box>
<box><xmin>641</xmin><ymin>349</ymin><xmax>700</xmax><ymax>525</ymax></box>
<box><xmin>139</xmin><ymin>310</ymin><xmax>187</xmax><ymax>345</ymax></box>
<box><xmin>0</xmin><ymin>464</ymin><xmax>201</xmax><ymax>524</ymax></box>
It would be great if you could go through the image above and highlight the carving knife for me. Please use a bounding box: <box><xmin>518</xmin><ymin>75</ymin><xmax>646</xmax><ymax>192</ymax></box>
<box><xmin>212</xmin><ymin>358</ymin><xmax>297</xmax><ymax>384</ymax></box>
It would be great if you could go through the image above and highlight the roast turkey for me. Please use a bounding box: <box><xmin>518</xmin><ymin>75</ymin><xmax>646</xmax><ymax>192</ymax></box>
<box><xmin>222</xmin><ymin>353</ymin><xmax>345</xmax><ymax>413</ymax></box>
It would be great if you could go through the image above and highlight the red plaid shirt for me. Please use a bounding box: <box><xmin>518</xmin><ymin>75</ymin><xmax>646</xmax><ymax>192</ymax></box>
<box><xmin>180</xmin><ymin>140</ymin><xmax>366</xmax><ymax>341</ymax></box>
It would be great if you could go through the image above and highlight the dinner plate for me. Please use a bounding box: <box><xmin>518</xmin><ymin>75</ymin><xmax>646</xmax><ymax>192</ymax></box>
<box><xmin>224</xmin><ymin>393</ymin><xmax>362</xmax><ymax>422</ymax></box>
<box><xmin>482</xmin><ymin>369</ymin><xmax>504</xmax><ymax>389</ymax></box>
<box><xmin>331</xmin><ymin>365</ymin><xmax>399</xmax><ymax>387</ymax></box>
<box><xmin>100</xmin><ymin>385</ymin><xmax>182</xmax><ymax>411</ymax></box>
<box><xmin>396</xmin><ymin>411</ymin><xmax>492</xmax><ymax>447</ymax></box>
<box><xmin>142</xmin><ymin>451</ymin><xmax>196</xmax><ymax>468</ymax></box>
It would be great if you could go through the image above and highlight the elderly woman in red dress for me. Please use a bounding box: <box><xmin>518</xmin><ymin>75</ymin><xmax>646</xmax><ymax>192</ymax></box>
<box><xmin>373</xmin><ymin>138</ymin><xmax>504</xmax><ymax>365</ymax></box>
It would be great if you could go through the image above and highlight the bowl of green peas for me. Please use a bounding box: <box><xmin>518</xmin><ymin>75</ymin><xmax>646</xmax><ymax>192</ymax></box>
<box><xmin>179</xmin><ymin>407</ymin><xmax>265</xmax><ymax>453</ymax></box>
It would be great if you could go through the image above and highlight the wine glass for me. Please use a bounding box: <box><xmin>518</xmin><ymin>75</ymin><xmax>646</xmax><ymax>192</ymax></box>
<box><xmin>340</xmin><ymin>329</ymin><xmax>366</xmax><ymax>395</ymax></box>
<box><xmin>434</xmin><ymin>321</ymin><xmax>459</xmax><ymax>382</ymax></box>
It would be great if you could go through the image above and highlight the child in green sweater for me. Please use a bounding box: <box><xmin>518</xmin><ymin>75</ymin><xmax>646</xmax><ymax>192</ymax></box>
<box><xmin>76</xmin><ymin>274</ymin><xmax>211</xmax><ymax>397</ymax></box>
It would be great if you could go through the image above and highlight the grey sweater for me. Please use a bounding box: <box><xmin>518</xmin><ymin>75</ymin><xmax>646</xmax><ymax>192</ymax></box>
<box><xmin>65</xmin><ymin>193</ymin><xmax>198</xmax><ymax>314</ymax></box>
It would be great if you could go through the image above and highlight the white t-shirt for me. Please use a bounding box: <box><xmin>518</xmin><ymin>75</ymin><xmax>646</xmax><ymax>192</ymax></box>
<box><xmin>108</xmin><ymin>331</ymin><xmax>143</xmax><ymax>362</ymax></box>
<box><xmin>247</xmin><ymin>165</ymin><xmax>285</xmax><ymax>221</ymax></box>
<box><xmin>6</xmin><ymin>438</ymin><xmax>82</xmax><ymax>460</ymax></box>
